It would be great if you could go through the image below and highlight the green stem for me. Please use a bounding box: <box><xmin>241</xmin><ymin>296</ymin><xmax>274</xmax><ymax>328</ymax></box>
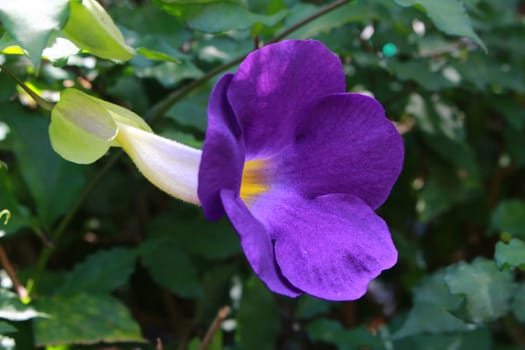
<box><xmin>0</xmin><ymin>65</ymin><xmax>55</xmax><ymax>111</ymax></box>
<box><xmin>28</xmin><ymin>0</ymin><xmax>351</xmax><ymax>294</ymax></box>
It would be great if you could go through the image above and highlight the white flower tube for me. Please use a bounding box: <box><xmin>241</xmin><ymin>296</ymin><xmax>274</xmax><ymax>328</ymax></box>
<box><xmin>116</xmin><ymin>123</ymin><xmax>201</xmax><ymax>205</ymax></box>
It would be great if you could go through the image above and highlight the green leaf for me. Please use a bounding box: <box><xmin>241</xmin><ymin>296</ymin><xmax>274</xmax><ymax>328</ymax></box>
<box><xmin>135</xmin><ymin>60</ymin><xmax>203</xmax><ymax>88</ymax></box>
<box><xmin>494</xmin><ymin>239</ymin><xmax>525</xmax><ymax>270</ymax></box>
<box><xmin>512</xmin><ymin>283</ymin><xmax>525</xmax><ymax>323</ymax></box>
<box><xmin>185</xmin><ymin>3</ymin><xmax>286</xmax><ymax>33</ymax></box>
<box><xmin>0</xmin><ymin>72</ymin><xmax>17</xmax><ymax>104</ymax></box>
<box><xmin>147</xmin><ymin>213</ymin><xmax>241</xmax><ymax>260</ymax></box>
<box><xmin>0</xmin><ymin>0</ymin><xmax>69</xmax><ymax>67</ymax></box>
<box><xmin>395</xmin><ymin>328</ymin><xmax>492</xmax><ymax>350</ymax></box>
<box><xmin>445</xmin><ymin>258</ymin><xmax>516</xmax><ymax>323</ymax></box>
<box><xmin>393</xmin><ymin>0</ymin><xmax>486</xmax><ymax>51</ymax></box>
<box><xmin>393</xmin><ymin>303</ymin><xmax>472</xmax><ymax>339</ymax></box>
<box><xmin>237</xmin><ymin>278</ymin><xmax>280</xmax><ymax>350</ymax></box>
<box><xmin>0</xmin><ymin>289</ymin><xmax>41</xmax><ymax>321</ymax></box>
<box><xmin>296</xmin><ymin>295</ymin><xmax>332</xmax><ymax>320</ymax></box>
<box><xmin>413</xmin><ymin>270</ymin><xmax>463</xmax><ymax>309</ymax></box>
<box><xmin>490</xmin><ymin>200</ymin><xmax>525</xmax><ymax>238</ymax></box>
<box><xmin>3</xmin><ymin>104</ymin><xmax>85</xmax><ymax>229</ymax></box>
<box><xmin>58</xmin><ymin>248</ymin><xmax>137</xmax><ymax>294</ymax></box>
<box><xmin>138</xmin><ymin>236</ymin><xmax>203</xmax><ymax>298</ymax></box>
<box><xmin>33</xmin><ymin>293</ymin><xmax>143</xmax><ymax>346</ymax></box>
<box><xmin>307</xmin><ymin>319</ymin><xmax>385</xmax><ymax>350</ymax></box>
<box><xmin>394</xmin><ymin>270</ymin><xmax>471</xmax><ymax>338</ymax></box>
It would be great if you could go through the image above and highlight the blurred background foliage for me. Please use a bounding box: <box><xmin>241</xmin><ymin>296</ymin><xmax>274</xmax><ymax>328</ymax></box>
<box><xmin>0</xmin><ymin>0</ymin><xmax>524</xmax><ymax>349</ymax></box>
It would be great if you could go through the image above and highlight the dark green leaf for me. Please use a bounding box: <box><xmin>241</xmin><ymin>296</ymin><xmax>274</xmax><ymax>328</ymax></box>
<box><xmin>237</xmin><ymin>277</ymin><xmax>279</xmax><ymax>350</ymax></box>
<box><xmin>445</xmin><ymin>258</ymin><xmax>516</xmax><ymax>323</ymax></box>
<box><xmin>307</xmin><ymin>319</ymin><xmax>385</xmax><ymax>350</ymax></box>
<box><xmin>58</xmin><ymin>248</ymin><xmax>137</xmax><ymax>294</ymax></box>
<box><xmin>0</xmin><ymin>320</ymin><xmax>16</xmax><ymax>334</ymax></box>
<box><xmin>3</xmin><ymin>104</ymin><xmax>85</xmax><ymax>230</ymax></box>
<box><xmin>147</xmin><ymin>213</ymin><xmax>241</xmax><ymax>260</ymax></box>
<box><xmin>395</xmin><ymin>328</ymin><xmax>492</xmax><ymax>350</ymax></box>
<box><xmin>33</xmin><ymin>293</ymin><xmax>143</xmax><ymax>346</ymax></box>
<box><xmin>490</xmin><ymin>200</ymin><xmax>525</xmax><ymax>238</ymax></box>
<box><xmin>494</xmin><ymin>239</ymin><xmax>525</xmax><ymax>270</ymax></box>
<box><xmin>394</xmin><ymin>271</ymin><xmax>470</xmax><ymax>338</ymax></box>
<box><xmin>296</xmin><ymin>295</ymin><xmax>332</xmax><ymax>319</ymax></box>
<box><xmin>138</xmin><ymin>236</ymin><xmax>203</xmax><ymax>298</ymax></box>
<box><xmin>394</xmin><ymin>303</ymin><xmax>472</xmax><ymax>338</ymax></box>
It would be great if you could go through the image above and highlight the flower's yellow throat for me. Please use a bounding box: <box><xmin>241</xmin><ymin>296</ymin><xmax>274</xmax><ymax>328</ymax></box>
<box><xmin>240</xmin><ymin>159</ymin><xmax>269</xmax><ymax>204</ymax></box>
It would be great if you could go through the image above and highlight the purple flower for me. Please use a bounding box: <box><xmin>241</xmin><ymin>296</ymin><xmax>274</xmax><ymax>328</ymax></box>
<box><xmin>198</xmin><ymin>40</ymin><xmax>404</xmax><ymax>301</ymax></box>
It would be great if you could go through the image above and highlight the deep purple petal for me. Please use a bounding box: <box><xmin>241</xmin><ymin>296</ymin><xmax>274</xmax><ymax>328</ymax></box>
<box><xmin>249</xmin><ymin>190</ymin><xmax>397</xmax><ymax>301</ymax></box>
<box><xmin>227</xmin><ymin>40</ymin><xmax>345</xmax><ymax>158</ymax></box>
<box><xmin>273</xmin><ymin>93</ymin><xmax>404</xmax><ymax>209</ymax></box>
<box><xmin>198</xmin><ymin>74</ymin><xmax>245</xmax><ymax>220</ymax></box>
<box><xmin>220</xmin><ymin>189</ymin><xmax>303</xmax><ymax>297</ymax></box>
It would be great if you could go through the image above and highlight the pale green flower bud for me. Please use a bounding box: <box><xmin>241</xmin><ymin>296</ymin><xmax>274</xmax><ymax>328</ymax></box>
<box><xmin>50</xmin><ymin>88</ymin><xmax>200</xmax><ymax>204</ymax></box>
<box><xmin>62</xmin><ymin>0</ymin><xmax>135</xmax><ymax>61</ymax></box>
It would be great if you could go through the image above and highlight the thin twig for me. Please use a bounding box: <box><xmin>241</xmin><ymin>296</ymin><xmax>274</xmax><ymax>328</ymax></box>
<box><xmin>0</xmin><ymin>245</ymin><xmax>28</xmax><ymax>300</ymax></box>
<box><xmin>199</xmin><ymin>306</ymin><xmax>230</xmax><ymax>350</ymax></box>
<box><xmin>0</xmin><ymin>65</ymin><xmax>55</xmax><ymax>111</ymax></box>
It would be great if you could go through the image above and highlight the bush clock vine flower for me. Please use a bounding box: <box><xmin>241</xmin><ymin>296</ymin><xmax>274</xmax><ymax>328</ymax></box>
<box><xmin>50</xmin><ymin>40</ymin><xmax>404</xmax><ymax>301</ymax></box>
